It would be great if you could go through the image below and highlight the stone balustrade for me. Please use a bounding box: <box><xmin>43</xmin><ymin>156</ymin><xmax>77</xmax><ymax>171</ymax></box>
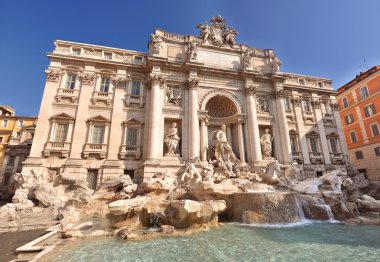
<box><xmin>83</xmin><ymin>143</ymin><xmax>107</xmax><ymax>159</ymax></box>
<box><xmin>43</xmin><ymin>141</ymin><xmax>71</xmax><ymax>158</ymax></box>
<box><xmin>119</xmin><ymin>145</ymin><xmax>142</xmax><ymax>160</ymax></box>
<box><xmin>91</xmin><ymin>91</ymin><xmax>113</xmax><ymax>105</ymax></box>
<box><xmin>56</xmin><ymin>88</ymin><xmax>79</xmax><ymax>102</ymax></box>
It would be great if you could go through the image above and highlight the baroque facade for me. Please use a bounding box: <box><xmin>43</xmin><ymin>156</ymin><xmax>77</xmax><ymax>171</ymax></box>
<box><xmin>23</xmin><ymin>16</ymin><xmax>348</xmax><ymax>188</ymax></box>
<box><xmin>337</xmin><ymin>65</ymin><xmax>380</xmax><ymax>182</ymax></box>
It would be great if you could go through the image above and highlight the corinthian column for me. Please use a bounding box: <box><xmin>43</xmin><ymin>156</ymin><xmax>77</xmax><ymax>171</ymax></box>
<box><xmin>237</xmin><ymin>118</ymin><xmax>246</xmax><ymax>163</ymax></box>
<box><xmin>275</xmin><ymin>90</ymin><xmax>293</xmax><ymax>164</ymax></box>
<box><xmin>186</xmin><ymin>79</ymin><xmax>200</xmax><ymax>159</ymax></box>
<box><xmin>146</xmin><ymin>75</ymin><xmax>165</xmax><ymax>160</ymax></box>
<box><xmin>245</xmin><ymin>85</ymin><xmax>262</xmax><ymax>163</ymax></box>
<box><xmin>199</xmin><ymin>116</ymin><xmax>209</xmax><ymax>161</ymax></box>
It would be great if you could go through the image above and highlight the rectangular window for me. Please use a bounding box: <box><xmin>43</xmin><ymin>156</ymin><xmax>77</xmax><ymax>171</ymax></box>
<box><xmin>65</xmin><ymin>74</ymin><xmax>76</xmax><ymax>89</ymax></box>
<box><xmin>374</xmin><ymin>147</ymin><xmax>380</xmax><ymax>156</ymax></box>
<box><xmin>371</xmin><ymin>123</ymin><xmax>380</xmax><ymax>137</ymax></box>
<box><xmin>54</xmin><ymin>124</ymin><xmax>68</xmax><ymax>142</ymax></box>
<box><xmin>133</xmin><ymin>56</ymin><xmax>143</xmax><ymax>64</ymax></box>
<box><xmin>72</xmin><ymin>48</ymin><xmax>81</xmax><ymax>55</ymax></box>
<box><xmin>284</xmin><ymin>98</ymin><xmax>291</xmax><ymax>112</ymax></box>
<box><xmin>344</xmin><ymin>114</ymin><xmax>354</xmax><ymax>125</ymax></box>
<box><xmin>86</xmin><ymin>169</ymin><xmax>98</xmax><ymax>190</ymax></box>
<box><xmin>364</xmin><ymin>104</ymin><xmax>376</xmax><ymax>117</ymax></box>
<box><xmin>355</xmin><ymin>151</ymin><xmax>363</xmax><ymax>160</ymax></box>
<box><xmin>91</xmin><ymin>126</ymin><xmax>104</xmax><ymax>144</ymax></box>
<box><xmin>349</xmin><ymin>131</ymin><xmax>357</xmax><ymax>143</ymax></box>
<box><xmin>16</xmin><ymin>131</ymin><xmax>21</xmax><ymax>137</ymax></box>
<box><xmin>104</xmin><ymin>52</ymin><xmax>112</xmax><ymax>60</ymax></box>
<box><xmin>342</xmin><ymin>97</ymin><xmax>349</xmax><ymax>108</ymax></box>
<box><xmin>0</xmin><ymin>137</ymin><xmax>3</xmax><ymax>143</ymax></box>
<box><xmin>299</xmin><ymin>79</ymin><xmax>305</xmax><ymax>85</ymax></box>
<box><xmin>100</xmin><ymin>77</ymin><xmax>110</xmax><ymax>92</ymax></box>
<box><xmin>126</xmin><ymin>128</ymin><xmax>138</xmax><ymax>146</ymax></box>
<box><xmin>2</xmin><ymin>120</ymin><xmax>8</xmax><ymax>128</ymax></box>
<box><xmin>359</xmin><ymin>86</ymin><xmax>369</xmax><ymax>99</ymax></box>
<box><xmin>330</xmin><ymin>139</ymin><xmax>339</xmax><ymax>153</ymax></box>
<box><xmin>18</xmin><ymin>120</ymin><xmax>24</xmax><ymax>127</ymax></box>
<box><xmin>302</xmin><ymin>100</ymin><xmax>311</xmax><ymax>112</ymax></box>
<box><xmin>290</xmin><ymin>136</ymin><xmax>297</xmax><ymax>153</ymax></box>
<box><xmin>309</xmin><ymin>137</ymin><xmax>319</xmax><ymax>154</ymax></box>
<box><xmin>131</xmin><ymin>81</ymin><xmax>141</xmax><ymax>96</ymax></box>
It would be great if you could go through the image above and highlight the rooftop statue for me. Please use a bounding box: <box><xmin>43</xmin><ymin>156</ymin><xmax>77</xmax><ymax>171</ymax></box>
<box><xmin>196</xmin><ymin>15</ymin><xmax>238</xmax><ymax>47</ymax></box>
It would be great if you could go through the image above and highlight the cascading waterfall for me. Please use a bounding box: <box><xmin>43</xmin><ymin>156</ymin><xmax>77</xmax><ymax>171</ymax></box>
<box><xmin>232</xmin><ymin>192</ymin><xmax>306</xmax><ymax>224</ymax></box>
<box><xmin>318</xmin><ymin>205</ymin><xmax>335</xmax><ymax>221</ymax></box>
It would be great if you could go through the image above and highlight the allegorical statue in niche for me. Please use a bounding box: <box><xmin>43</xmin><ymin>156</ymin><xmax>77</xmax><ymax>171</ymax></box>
<box><xmin>211</xmin><ymin>124</ymin><xmax>238</xmax><ymax>163</ymax></box>
<box><xmin>260</xmin><ymin>128</ymin><xmax>274</xmax><ymax>159</ymax></box>
<box><xmin>164</xmin><ymin>123</ymin><xmax>180</xmax><ymax>155</ymax></box>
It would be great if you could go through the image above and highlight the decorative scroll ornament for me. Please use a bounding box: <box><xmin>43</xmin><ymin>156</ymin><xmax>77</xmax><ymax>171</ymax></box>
<box><xmin>80</xmin><ymin>73</ymin><xmax>96</xmax><ymax>85</ymax></box>
<box><xmin>244</xmin><ymin>85</ymin><xmax>257</xmax><ymax>96</ymax></box>
<box><xmin>145</xmin><ymin>75</ymin><xmax>165</xmax><ymax>89</ymax></box>
<box><xmin>311</xmin><ymin>100</ymin><xmax>321</xmax><ymax>108</ymax></box>
<box><xmin>291</xmin><ymin>97</ymin><xmax>302</xmax><ymax>107</ymax></box>
<box><xmin>196</xmin><ymin>15</ymin><xmax>238</xmax><ymax>47</ymax></box>
<box><xmin>45</xmin><ymin>69</ymin><xmax>61</xmax><ymax>82</ymax></box>
<box><xmin>187</xmin><ymin>42</ymin><xmax>198</xmax><ymax>61</ymax></box>
<box><xmin>199</xmin><ymin>115</ymin><xmax>210</xmax><ymax>125</ymax></box>
<box><xmin>185</xmin><ymin>79</ymin><xmax>199</xmax><ymax>89</ymax></box>
<box><xmin>150</xmin><ymin>34</ymin><xmax>162</xmax><ymax>55</ymax></box>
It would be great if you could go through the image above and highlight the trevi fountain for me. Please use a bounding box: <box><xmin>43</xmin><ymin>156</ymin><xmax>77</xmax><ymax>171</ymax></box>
<box><xmin>1</xmin><ymin>16</ymin><xmax>379</xmax><ymax>261</ymax></box>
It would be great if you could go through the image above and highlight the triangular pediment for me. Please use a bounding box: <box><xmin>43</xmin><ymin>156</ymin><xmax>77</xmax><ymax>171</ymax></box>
<box><xmin>289</xmin><ymin>129</ymin><xmax>298</xmax><ymax>135</ymax></box>
<box><xmin>87</xmin><ymin>115</ymin><xmax>110</xmax><ymax>123</ymax></box>
<box><xmin>307</xmin><ymin>131</ymin><xmax>319</xmax><ymax>137</ymax></box>
<box><xmin>123</xmin><ymin>118</ymin><xmax>142</xmax><ymax>125</ymax></box>
<box><xmin>50</xmin><ymin>113</ymin><xmax>75</xmax><ymax>121</ymax></box>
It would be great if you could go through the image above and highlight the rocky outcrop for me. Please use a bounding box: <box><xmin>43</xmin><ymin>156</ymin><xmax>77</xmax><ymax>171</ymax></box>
<box><xmin>189</xmin><ymin>180</ymin><xmax>240</xmax><ymax>201</ymax></box>
<box><xmin>297</xmin><ymin>194</ymin><xmax>333</xmax><ymax>220</ymax></box>
<box><xmin>139</xmin><ymin>172</ymin><xmax>176</xmax><ymax>195</ymax></box>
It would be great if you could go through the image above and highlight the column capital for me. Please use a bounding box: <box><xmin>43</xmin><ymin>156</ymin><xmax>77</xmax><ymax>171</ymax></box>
<box><xmin>237</xmin><ymin>117</ymin><xmax>245</xmax><ymax>124</ymax></box>
<box><xmin>244</xmin><ymin>85</ymin><xmax>257</xmax><ymax>96</ymax></box>
<box><xmin>330</xmin><ymin>102</ymin><xmax>339</xmax><ymax>111</ymax></box>
<box><xmin>185</xmin><ymin>79</ymin><xmax>199</xmax><ymax>90</ymax></box>
<box><xmin>291</xmin><ymin>97</ymin><xmax>302</xmax><ymax>107</ymax></box>
<box><xmin>311</xmin><ymin>100</ymin><xmax>321</xmax><ymax>108</ymax></box>
<box><xmin>199</xmin><ymin>115</ymin><xmax>209</xmax><ymax>125</ymax></box>
<box><xmin>274</xmin><ymin>89</ymin><xmax>291</xmax><ymax>98</ymax></box>
<box><xmin>112</xmin><ymin>76</ymin><xmax>130</xmax><ymax>88</ymax></box>
<box><xmin>79</xmin><ymin>73</ymin><xmax>96</xmax><ymax>85</ymax></box>
<box><xmin>145</xmin><ymin>75</ymin><xmax>166</xmax><ymax>89</ymax></box>
<box><xmin>45</xmin><ymin>69</ymin><xmax>61</xmax><ymax>82</ymax></box>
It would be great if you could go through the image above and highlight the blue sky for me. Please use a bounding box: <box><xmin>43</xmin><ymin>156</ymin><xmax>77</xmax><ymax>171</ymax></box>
<box><xmin>1</xmin><ymin>0</ymin><xmax>379</xmax><ymax>116</ymax></box>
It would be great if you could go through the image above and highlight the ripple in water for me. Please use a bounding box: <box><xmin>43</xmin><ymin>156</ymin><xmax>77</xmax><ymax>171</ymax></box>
<box><xmin>51</xmin><ymin>223</ymin><xmax>380</xmax><ymax>262</ymax></box>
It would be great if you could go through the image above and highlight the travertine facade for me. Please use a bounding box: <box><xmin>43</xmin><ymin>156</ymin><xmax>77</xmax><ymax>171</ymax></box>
<box><xmin>23</xmin><ymin>17</ymin><xmax>348</xmax><ymax>188</ymax></box>
<box><xmin>337</xmin><ymin>66</ymin><xmax>380</xmax><ymax>181</ymax></box>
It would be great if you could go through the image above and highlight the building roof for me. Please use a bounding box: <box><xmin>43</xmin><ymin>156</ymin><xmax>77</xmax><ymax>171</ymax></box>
<box><xmin>0</xmin><ymin>105</ymin><xmax>16</xmax><ymax>116</ymax></box>
<box><xmin>337</xmin><ymin>65</ymin><xmax>380</xmax><ymax>94</ymax></box>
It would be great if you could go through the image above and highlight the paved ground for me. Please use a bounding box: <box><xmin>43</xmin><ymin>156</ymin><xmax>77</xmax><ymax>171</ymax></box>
<box><xmin>0</xmin><ymin>229</ymin><xmax>46</xmax><ymax>262</ymax></box>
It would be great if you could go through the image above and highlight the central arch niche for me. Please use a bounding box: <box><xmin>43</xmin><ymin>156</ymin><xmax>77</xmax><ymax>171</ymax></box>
<box><xmin>205</xmin><ymin>95</ymin><xmax>238</xmax><ymax>118</ymax></box>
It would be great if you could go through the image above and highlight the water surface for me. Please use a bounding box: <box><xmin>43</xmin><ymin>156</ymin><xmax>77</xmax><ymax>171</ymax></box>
<box><xmin>52</xmin><ymin>223</ymin><xmax>380</xmax><ymax>262</ymax></box>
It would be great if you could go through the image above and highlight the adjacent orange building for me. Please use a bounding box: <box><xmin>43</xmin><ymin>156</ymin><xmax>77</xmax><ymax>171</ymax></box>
<box><xmin>337</xmin><ymin>66</ymin><xmax>380</xmax><ymax>182</ymax></box>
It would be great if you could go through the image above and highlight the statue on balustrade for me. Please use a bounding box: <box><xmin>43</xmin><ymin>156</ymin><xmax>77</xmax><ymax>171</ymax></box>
<box><xmin>260</xmin><ymin>128</ymin><xmax>274</xmax><ymax>159</ymax></box>
<box><xmin>164</xmin><ymin>122</ymin><xmax>181</xmax><ymax>156</ymax></box>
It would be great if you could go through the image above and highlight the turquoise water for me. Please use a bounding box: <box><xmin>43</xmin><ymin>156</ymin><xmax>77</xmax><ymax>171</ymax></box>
<box><xmin>52</xmin><ymin>223</ymin><xmax>380</xmax><ymax>262</ymax></box>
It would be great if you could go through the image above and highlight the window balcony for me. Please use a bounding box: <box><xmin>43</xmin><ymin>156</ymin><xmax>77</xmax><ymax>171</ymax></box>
<box><xmin>124</xmin><ymin>95</ymin><xmax>144</xmax><ymax>108</ymax></box>
<box><xmin>119</xmin><ymin>145</ymin><xmax>142</xmax><ymax>159</ymax></box>
<box><xmin>330</xmin><ymin>152</ymin><xmax>344</xmax><ymax>164</ymax></box>
<box><xmin>309</xmin><ymin>152</ymin><xmax>324</xmax><ymax>164</ymax></box>
<box><xmin>43</xmin><ymin>141</ymin><xmax>71</xmax><ymax>158</ymax></box>
<box><xmin>83</xmin><ymin>143</ymin><xmax>107</xmax><ymax>159</ymax></box>
<box><xmin>56</xmin><ymin>88</ymin><xmax>79</xmax><ymax>103</ymax></box>
<box><xmin>91</xmin><ymin>91</ymin><xmax>113</xmax><ymax>105</ymax></box>
<box><xmin>291</xmin><ymin>151</ymin><xmax>303</xmax><ymax>163</ymax></box>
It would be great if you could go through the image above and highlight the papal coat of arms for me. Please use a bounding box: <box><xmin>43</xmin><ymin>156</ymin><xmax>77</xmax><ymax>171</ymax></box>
<box><xmin>196</xmin><ymin>15</ymin><xmax>238</xmax><ymax>47</ymax></box>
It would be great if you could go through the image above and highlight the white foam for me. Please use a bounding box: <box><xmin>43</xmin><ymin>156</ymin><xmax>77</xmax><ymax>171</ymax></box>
<box><xmin>229</xmin><ymin>219</ymin><xmax>341</xmax><ymax>228</ymax></box>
